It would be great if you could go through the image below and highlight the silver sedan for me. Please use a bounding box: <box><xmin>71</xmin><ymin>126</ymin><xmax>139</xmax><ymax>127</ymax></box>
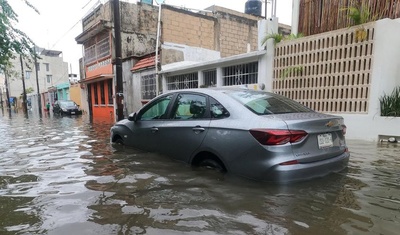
<box><xmin>110</xmin><ymin>88</ymin><xmax>350</xmax><ymax>183</ymax></box>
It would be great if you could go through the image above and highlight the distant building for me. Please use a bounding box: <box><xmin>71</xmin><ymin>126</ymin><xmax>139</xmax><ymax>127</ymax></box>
<box><xmin>4</xmin><ymin>47</ymin><xmax>69</xmax><ymax>112</ymax></box>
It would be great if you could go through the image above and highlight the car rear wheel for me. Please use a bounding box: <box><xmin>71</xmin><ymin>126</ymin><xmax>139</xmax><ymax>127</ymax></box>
<box><xmin>193</xmin><ymin>154</ymin><xmax>226</xmax><ymax>173</ymax></box>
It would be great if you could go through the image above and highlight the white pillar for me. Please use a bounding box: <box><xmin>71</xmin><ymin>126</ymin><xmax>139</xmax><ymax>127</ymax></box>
<box><xmin>198</xmin><ymin>71</ymin><xmax>204</xmax><ymax>88</ymax></box>
<box><xmin>291</xmin><ymin>0</ymin><xmax>300</xmax><ymax>35</ymax></box>
<box><xmin>216</xmin><ymin>67</ymin><xmax>223</xmax><ymax>87</ymax></box>
<box><xmin>263</xmin><ymin>17</ymin><xmax>279</xmax><ymax>92</ymax></box>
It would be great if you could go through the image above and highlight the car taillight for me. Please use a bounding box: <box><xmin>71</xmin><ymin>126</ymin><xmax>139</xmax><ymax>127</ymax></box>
<box><xmin>249</xmin><ymin>129</ymin><xmax>308</xmax><ymax>145</ymax></box>
<box><xmin>279</xmin><ymin>160</ymin><xmax>299</xmax><ymax>165</ymax></box>
<box><xmin>341</xmin><ymin>125</ymin><xmax>347</xmax><ymax>136</ymax></box>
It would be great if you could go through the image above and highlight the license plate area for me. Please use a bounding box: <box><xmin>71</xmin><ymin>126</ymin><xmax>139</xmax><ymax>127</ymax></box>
<box><xmin>318</xmin><ymin>133</ymin><xmax>333</xmax><ymax>149</ymax></box>
<box><xmin>71</xmin><ymin>112</ymin><xmax>75</xmax><ymax>114</ymax></box>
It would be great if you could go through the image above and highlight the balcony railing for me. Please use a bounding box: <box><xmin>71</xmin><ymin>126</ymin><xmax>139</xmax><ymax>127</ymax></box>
<box><xmin>85</xmin><ymin>37</ymin><xmax>111</xmax><ymax>65</ymax></box>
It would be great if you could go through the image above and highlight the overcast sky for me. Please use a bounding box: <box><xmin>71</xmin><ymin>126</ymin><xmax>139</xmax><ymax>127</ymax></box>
<box><xmin>10</xmin><ymin>0</ymin><xmax>292</xmax><ymax>77</ymax></box>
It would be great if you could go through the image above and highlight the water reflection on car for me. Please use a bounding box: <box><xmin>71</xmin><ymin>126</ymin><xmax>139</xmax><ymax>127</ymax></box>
<box><xmin>110</xmin><ymin>88</ymin><xmax>350</xmax><ymax>183</ymax></box>
<box><xmin>53</xmin><ymin>100</ymin><xmax>82</xmax><ymax>116</ymax></box>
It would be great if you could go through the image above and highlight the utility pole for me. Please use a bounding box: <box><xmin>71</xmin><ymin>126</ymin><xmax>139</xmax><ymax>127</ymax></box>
<box><xmin>113</xmin><ymin>0</ymin><xmax>124</xmax><ymax>121</ymax></box>
<box><xmin>34</xmin><ymin>47</ymin><xmax>42</xmax><ymax>117</ymax></box>
<box><xmin>4</xmin><ymin>69</ymin><xmax>11</xmax><ymax>110</ymax></box>
<box><xmin>19</xmin><ymin>55</ymin><xmax>28</xmax><ymax>114</ymax></box>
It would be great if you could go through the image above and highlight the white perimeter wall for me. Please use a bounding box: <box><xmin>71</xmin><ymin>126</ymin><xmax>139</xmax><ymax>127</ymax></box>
<box><xmin>336</xmin><ymin>18</ymin><xmax>400</xmax><ymax>141</ymax></box>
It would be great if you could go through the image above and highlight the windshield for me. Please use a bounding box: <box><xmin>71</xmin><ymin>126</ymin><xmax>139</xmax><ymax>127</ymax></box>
<box><xmin>60</xmin><ymin>101</ymin><xmax>77</xmax><ymax>107</ymax></box>
<box><xmin>226</xmin><ymin>90</ymin><xmax>312</xmax><ymax>115</ymax></box>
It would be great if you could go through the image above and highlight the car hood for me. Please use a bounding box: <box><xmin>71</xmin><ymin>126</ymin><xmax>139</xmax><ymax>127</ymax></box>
<box><xmin>114</xmin><ymin>118</ymin><xmax>130</xmax><ymax>126</ymax></box>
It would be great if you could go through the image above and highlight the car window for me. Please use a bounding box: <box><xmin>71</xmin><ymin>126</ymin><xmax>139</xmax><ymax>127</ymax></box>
<box><xmin>139</xmin><ymin>94</ymin><xmax>173</xmax><ymax>120</ymax></box>
<box><xmin>173</xmin><ymin>94</ymin><xmax>207</xmax><ymax>119</ymax></box>
<box><xmin>210</xmin><ymin>97</ymin><xmax>230</xmax><ymax>119</ymax></box>
<box><xmin>226</xmin><ymin>90</ymin><xmax>311</xmax><ymax>115</ymax></box>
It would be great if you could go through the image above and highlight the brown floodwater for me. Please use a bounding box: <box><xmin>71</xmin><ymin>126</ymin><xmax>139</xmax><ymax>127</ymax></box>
<box><xmin>0</xmin><ymin>111</ymin><xmax>399</xmax><ymax>235</ymax></box>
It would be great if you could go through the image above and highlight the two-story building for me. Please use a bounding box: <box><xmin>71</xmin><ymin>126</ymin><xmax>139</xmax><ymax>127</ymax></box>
<box><xmin>75</xmin><ymin>1</ymin><xmax>159</xmax><ymax>121</ymax></box>
<box><xmin>2</xmin><ymin>47</ymin><xmax>69</xmax><ymax>112</ymax></box>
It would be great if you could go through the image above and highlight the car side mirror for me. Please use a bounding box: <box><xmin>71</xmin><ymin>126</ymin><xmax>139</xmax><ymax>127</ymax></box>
<box><xmin>128</xmin><ymin>112</ymin><xmax>137</xmax><ymax>122</ymax></box>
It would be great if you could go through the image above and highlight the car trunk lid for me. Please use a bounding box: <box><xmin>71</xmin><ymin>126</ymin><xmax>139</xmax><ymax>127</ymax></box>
<box><xmin>269</xmin><ymin>112</ymin><xmax>347</xmax><ymax>163</ymax></box>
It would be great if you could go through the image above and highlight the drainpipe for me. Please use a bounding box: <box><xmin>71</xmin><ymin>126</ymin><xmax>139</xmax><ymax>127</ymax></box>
<box><xmin>155</xmin><ymin>1</ymin><xmax>162</xmax><ymax>95</ymax></box>
<box><xmin>291</xmin><ymin>0</ymin><xmax>300</xmax><ymax>35</ymax></box>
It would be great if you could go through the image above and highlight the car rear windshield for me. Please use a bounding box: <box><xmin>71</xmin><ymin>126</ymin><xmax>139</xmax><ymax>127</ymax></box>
<box><xmin>226</xmin><ymin>90</ymin><xmax>312</xmax><ymax>115</ymax></box>
<box><xmin>61</xmin><ymin>101</ymin><xmax>76</xmax><ymax>107</ymax></box>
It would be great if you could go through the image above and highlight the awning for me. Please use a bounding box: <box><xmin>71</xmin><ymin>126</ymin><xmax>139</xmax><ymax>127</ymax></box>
<box><xmin>131</xmin><ymin>55</ymin><xmax>157</xmax><ymax>72</ymax></box>
<box><xmin>75</xmin><ymin>20</ymin><xmax>110</xmax><ymax>44</ymax></box>
<box><xmin>79</xmin><ymin>74</ymin><xmax>114</xmax><ymax>84</ymax></box>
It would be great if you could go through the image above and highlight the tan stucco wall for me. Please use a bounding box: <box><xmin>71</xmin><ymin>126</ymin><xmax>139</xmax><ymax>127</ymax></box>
<box><xmin>162</xmin><ymin>8</ymin><xmax>216</xmax><ymax>51</ymax></box>
<box><xmin>69</xmin><ymin>83</ymin><xmax>82</xmax><ymax>107</ymax></box>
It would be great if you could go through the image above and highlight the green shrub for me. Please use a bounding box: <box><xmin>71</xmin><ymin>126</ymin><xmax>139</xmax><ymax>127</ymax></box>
<box><xmin>380</xmin><ymin>86</ymin><xmax>400</xmax><ymax>117</ymax></box>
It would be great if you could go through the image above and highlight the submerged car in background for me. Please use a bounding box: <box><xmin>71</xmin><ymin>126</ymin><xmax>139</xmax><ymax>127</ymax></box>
<box><xmin>110</xmin><ymin>88</ymin><xmax>349</xmax><ymax>183</ymax></box>
<box><xmin>53</xmin><ymin>100</ymin><xmax>82</xmax><ymax>116</ymax></box>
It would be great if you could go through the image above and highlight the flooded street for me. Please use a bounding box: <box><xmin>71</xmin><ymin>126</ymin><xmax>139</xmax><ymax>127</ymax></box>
<box><xmin>0</xmin><ymin>112</ymin><xmax>399</xmax><ymax>235</ymax></box>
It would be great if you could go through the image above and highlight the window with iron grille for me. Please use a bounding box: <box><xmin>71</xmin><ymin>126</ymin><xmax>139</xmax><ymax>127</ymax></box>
<box><xmin>141</xmin><ymin>73</ymin><xmax>157</xmax><ymax>100</ymax></box>
<box><xmin>100</xmin><ymin>81</ymin><xmax>105</xmax><ymax>105</ymax></box>
<box><xmin>223</xmin><ymin>62</ymin><xmax>258</xmax><ymax>86</ymax></box>
<box><xmin>108</xmin><ymin>79</ymin><xmax>113</xmax><ymax>105</ymax></box>
<box><xmin>85</xmin><ymin>45</ymin><xmax>96</xmax><ymax>64</ymax></box>
<box><xmin>167</xmin><ymin>73</ymin><xmax>198</xmax><ymax>90</ymax></box>
<box><xmin>97</xmin><ymin>37</ymin><xmax>111</xmax><ymax>59</ymax></box>
<box><xmin>203</xmin><ymin>70</ymin><xmax>216</xmax><ymax>87</ymax></box>
<box><xmin>93</xmin><ymin>84</ymin><xmax>98</xmax><ymax>105</ymax></box>
<box><xmin>84</xmin><ymin>36</ymin><xmax>110</xmax><ymax>65</ymax></box>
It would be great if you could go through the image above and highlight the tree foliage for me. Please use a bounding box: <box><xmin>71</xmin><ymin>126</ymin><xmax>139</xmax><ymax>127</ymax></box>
<box><xmin>0</xmin><ymin>0</ymin><xmax>39</xmax><ymax>69</ymax></box>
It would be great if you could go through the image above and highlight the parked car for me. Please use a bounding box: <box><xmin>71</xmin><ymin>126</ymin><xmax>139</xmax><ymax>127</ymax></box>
<box><xmin>53</xmin><ymin>100</ymin><xmax>82</xmax><ymax>116</ymax></box>
<box><xmin>110</xmin><ymin>88</ymin><xmax>349</xmax><ymax>183</ymax></box>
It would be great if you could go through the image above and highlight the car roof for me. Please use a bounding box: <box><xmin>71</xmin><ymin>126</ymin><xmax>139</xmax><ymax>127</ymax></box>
<box><xmin>163</xmin><ymin>87</ymin><xmax>272</xmax><ymax>96</ymax></box>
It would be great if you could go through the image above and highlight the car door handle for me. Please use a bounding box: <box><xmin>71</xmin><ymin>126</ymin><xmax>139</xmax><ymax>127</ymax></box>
<box><xmin>151</xmin><ymin>127</ymin><xmax>159</xmax><ymax>133</ymax></box>
<box><xmin>192</xmin><ymin>126</ymin><xmax>205</xmax><ymax>134</ymax></box>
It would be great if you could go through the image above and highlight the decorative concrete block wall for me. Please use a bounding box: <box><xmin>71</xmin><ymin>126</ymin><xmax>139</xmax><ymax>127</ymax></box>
<box><xmin>273</xmin><ymin>22</ymin><xmax>375</xmax><ymax>114</ymax></box>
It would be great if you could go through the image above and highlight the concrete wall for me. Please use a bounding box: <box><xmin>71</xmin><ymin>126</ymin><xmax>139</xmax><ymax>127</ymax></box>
<box><xmin>122</xmin><ymin>59</ymin><xmax>137</xmax><ymax>116</ymax></box>
<box><xmin>161</xmin><ymin>42</ymin><xmax>220</xmax><ymax>66</ymax></box>
<box><xmin>120</xmin><ymin>2</ymin><xmax>158</xmax><ymax>58</ymax></box>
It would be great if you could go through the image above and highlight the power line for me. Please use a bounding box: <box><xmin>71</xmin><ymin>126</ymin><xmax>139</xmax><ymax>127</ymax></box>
<box><xmin>49</xmin><ymin>19</ymin><xmax>81</xmax><ymax>50</ymax></box>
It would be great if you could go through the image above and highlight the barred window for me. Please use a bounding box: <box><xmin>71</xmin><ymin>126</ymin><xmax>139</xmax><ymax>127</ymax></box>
<box><xmin>100</xmin><ymin>81</ymin><xmax>105</xmax><ymax>105</ymax></box>
<box><xmin>167</xmin><ymin>73</ymin><xmax>198</xmax><ymax>90</ymax></box>
<box><xmin>141</xmin><ymin>73</ymin><xmax>157</xmax><ymax>100</ymax></box>
<box><xmin>97</xmin><ymin>37</ymin><xmax>111</xmax><ymax>59</ymax></box>
<box><xmin>84</xmin><ymin>36</ymin><xmax>110</xmax><ymax>65</ymax></box>
<box><xmin>203</xmin><ymin>70</ymin><xmax>216</xmax><ymax>87</ymax></box>
<box><xmin>93</xmin><ymin>84</ymin><xmax>98</xmax><ymax>105</ymax></box>
<box><xmin>85</xmin><ymin>45</ymin><xmax>96</xmax><ymax>64</ymax></box>
<box><xmin>223</xmin><ymin>62</ymin><xmax>258</xmax><ymax>86</ymax></box>
<box><xmin>108</xmin><ymin>79</ymin><xmax>113</xmax><ymax>105</ymax></box>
